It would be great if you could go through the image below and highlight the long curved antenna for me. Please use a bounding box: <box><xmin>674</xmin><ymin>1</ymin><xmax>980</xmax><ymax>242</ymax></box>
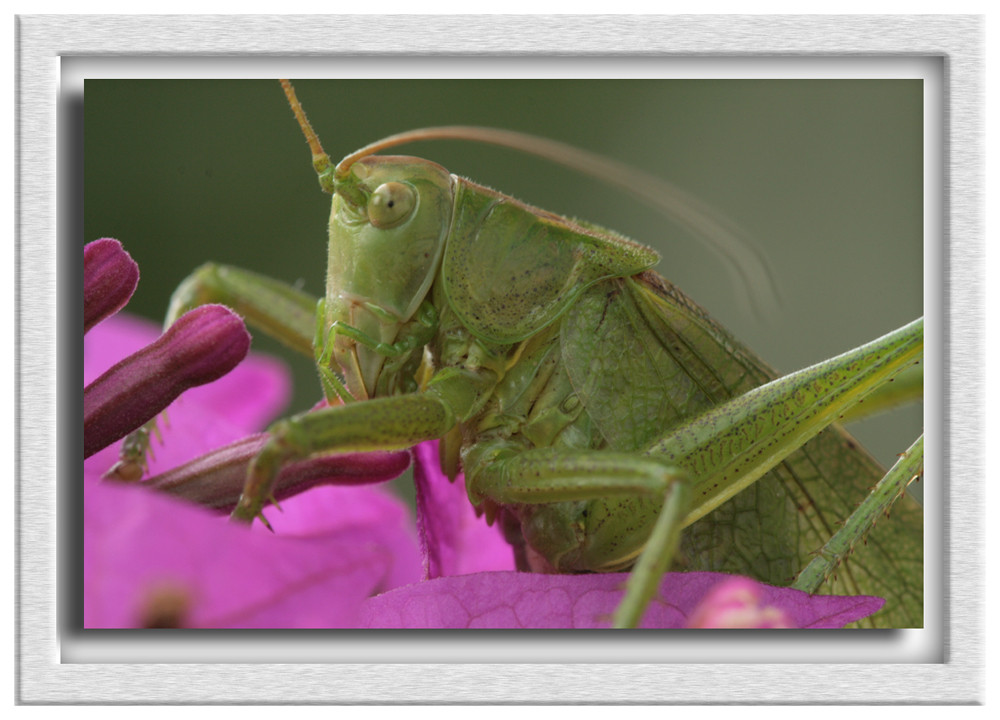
<box><xmin>338</xmin><ymin>126</ymin><xmax>783</xmax><ymax>319</ymax></box>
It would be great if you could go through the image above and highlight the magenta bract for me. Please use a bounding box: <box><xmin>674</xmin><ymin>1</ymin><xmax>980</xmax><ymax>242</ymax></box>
<box><xmin>84</xmin><ymin>312</ymin><xmax>291</xmax><ymax>476</ymax></box>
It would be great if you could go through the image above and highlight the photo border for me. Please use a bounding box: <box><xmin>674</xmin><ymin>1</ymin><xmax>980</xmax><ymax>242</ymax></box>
<box><xmin>16</xmin><ymin>14</ymin><xmax>983</xmax><ymax>703</ymax></box>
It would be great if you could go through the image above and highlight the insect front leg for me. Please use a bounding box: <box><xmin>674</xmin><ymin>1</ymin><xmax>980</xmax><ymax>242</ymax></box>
<box><xmin>231</xmin><ymin>394</ymin><xmax>453</xmax><ymax>523</ymax></box>
<box><xmin>231</xmin><ymin>365</ymin><xmax>498</xmax><ymax>524</ymax></box>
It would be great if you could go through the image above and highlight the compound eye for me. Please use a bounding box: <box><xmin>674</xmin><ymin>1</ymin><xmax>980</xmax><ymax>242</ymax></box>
<box><xmin>367</xmin><ymin>182</ymin><xmax>416</xmax><ymax>229</ymax></box>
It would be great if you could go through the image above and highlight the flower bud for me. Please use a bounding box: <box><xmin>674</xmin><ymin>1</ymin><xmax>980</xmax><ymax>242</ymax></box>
<box><xmin>84</xmin><ymin>305</ymin><xmax>251</xmax><ymax>458</ymax></box>
<box><xmin>140</xmin><ymin>433</ymin><xmax>411</xmax><ymax>512</ymax></box>
<box><xmin>686</xmin><ymin>576</ymin><xmax>793</xmax><ymax>629</ymax></box>
<box><xmin>84</xmin><ymin>239</ymin><xmax>140</xmax><ymax>334</ymax></box>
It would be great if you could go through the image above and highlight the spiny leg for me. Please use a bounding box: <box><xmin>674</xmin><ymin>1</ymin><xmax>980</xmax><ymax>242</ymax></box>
<box><xmin>230</xmin><ymin>393</ymin><xmax>456</xmax><ymax>523</ymax></box>
<box><xmin>791</xmin><ymin>433</ymin><xmax>924</xmax><ymax>593</ymax></box>
<box><xmin>230</xmin><ymin>366</ymin><xmax>497</xmax><ymax>523</ymax></box>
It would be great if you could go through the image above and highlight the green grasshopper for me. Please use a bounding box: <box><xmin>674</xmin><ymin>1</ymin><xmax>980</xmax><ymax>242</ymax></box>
<box><xmin>128</xmin><ymin>80</ymin><xmax>923</xmax><ymax>628</ymax></box>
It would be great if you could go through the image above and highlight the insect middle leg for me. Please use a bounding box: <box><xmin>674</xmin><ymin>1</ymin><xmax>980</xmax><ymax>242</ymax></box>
<box><xmin>463</xmin><ymin>441</ymin><xmax>690</xmax><ymax>628</ymax></box>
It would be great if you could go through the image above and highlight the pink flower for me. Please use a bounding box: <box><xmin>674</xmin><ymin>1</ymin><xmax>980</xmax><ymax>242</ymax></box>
<box><xmin>84</xmin><ymin>469</ymin><xmax>413</xmax><ymax>628</ymax></box>
<box><xmin>83</xmin><ymin>239</ymin><xmax>418</xmax><ymax>627</ymax></box>
<box><xmin>411</xmin><ymin>440</ymin><xmax>515</xmax><ymax>579</ymax></box>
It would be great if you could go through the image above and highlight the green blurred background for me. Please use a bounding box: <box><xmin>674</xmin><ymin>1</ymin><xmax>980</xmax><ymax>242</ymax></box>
<box><xmin>83</xmin><ymin>78</ymin><xmax>923</xmax><ymax>490</ymax></box>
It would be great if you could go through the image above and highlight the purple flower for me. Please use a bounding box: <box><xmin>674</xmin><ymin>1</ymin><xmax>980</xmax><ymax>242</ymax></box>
<box><xmin>84</xmin><ymin>312</ymin><xmax>287</xmax><ymax>475</ymax></box>
<box><xmin>83</xmin><ymin>239</ymin><xmax>886</xmax><ymax>629</ymax></box>
<box><xmin>412</xmin><ymin>440</ymin><xmax>515</xmax><ymax>579</ymax></box>
<box><xmin>357</xmin><ymin>570</ymin><xmax>883</xmax><ymax>629</ymax></box>
<box><xmin>84</xmin><ymin>239</ymin><xmax>418</xmax><ymax>627</ymax></box>
<box><xmin>84</xmin><ymin>305</ymin><xmax>252</xmax><ymax>458</ymax></box>
<box><xmin>84</xmin><ymin>311</ymin><xmax>423</xmax><ymax>628</ymax></box>
<box><xmin>84</xmin><ymin>470</ymin><xmax>411</xmax><ymax>628</ymax></box>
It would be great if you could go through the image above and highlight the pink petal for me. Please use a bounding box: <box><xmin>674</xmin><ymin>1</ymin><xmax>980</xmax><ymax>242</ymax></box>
<box><xmin>412</xmin><ymin>440</ymin><xmax>515</xmax><ymax>579</ymax></box>
<box><xmin>259</xmin><ymin>485</ymin><xmax>422</xmax><ymax>593</ymax></box>
<box><xmin>84</xmin><ymin>475</ymin><xmax>393</xmax><ymax>628</ymax></box>
<box><xmin>359</xmin><ymin>571</ymin><xmax>884</xmax><ymax>629</ymax></box>
<box><xmin>686</xmin><ymin>576</ymin><xmax>792</xmax><ymax>628</ymax></box>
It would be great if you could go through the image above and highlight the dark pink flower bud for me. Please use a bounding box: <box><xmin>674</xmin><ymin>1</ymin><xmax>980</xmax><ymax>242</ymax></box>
<box><xmin>84</xmin><ymin>239</ymin><xmax>140</xmax><ymax>334</ymax></box>
<box><xmin>139</xmin><ymin>433</ymin><xmax>411</xmax><ymax>512</ymax></box>
<box><xmin>84</xmin><ymin>305</ymin><xmax>251</xmax><ymax>458</ymax></box>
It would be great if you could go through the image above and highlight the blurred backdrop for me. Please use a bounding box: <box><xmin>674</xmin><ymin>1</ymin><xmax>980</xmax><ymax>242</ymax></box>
<box><xmin>83</xmin><ymin>78</ymin><xmax>923</xmax><ymax>490</ymax></box>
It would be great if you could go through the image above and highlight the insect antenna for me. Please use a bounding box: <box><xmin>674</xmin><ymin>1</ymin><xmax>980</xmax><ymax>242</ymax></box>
<box><xmin>280</xmin><ymin>79</ymin><xmax>336</xmax><ymax>195</ymax></box>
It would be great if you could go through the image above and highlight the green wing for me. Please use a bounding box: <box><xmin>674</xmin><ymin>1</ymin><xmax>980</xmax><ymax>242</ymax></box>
<box><xmin>560</xmin><ymin>272</ymin><xmax>923</xmax><ymax>627</ymax></box>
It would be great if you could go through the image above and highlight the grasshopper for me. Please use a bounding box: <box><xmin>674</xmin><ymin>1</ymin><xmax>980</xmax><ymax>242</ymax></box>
<box><xmin>113</xmin><ymin>80</ymin><xmax>923</xmax><ymax>628</ymax></box>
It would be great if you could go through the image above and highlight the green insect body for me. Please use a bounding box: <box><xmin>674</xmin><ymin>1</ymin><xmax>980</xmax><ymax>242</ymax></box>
<box><xmin>154</xmin><ymin>80</ymin><xmax>923</xmax><ymax>628</ymax></box>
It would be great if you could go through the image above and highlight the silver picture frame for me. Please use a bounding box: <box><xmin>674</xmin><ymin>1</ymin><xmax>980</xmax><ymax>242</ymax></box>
<box><xmin>16</xmin><ymin>14</ymin><xmax>984</xmax><ymax>704</ymax></box>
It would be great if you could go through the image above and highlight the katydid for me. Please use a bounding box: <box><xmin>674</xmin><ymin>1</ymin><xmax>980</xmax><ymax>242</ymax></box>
<box><xmin>126</xmin><ymin>80</ymin><xmax>923</xmax><ymax>628</ymax></box>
